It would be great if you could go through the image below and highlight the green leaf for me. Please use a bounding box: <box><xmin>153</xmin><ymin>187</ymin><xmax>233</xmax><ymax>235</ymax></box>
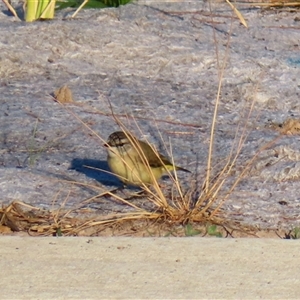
<box><xmin>56</xmin><ymin>0</ymin><xmax>79</xmax><ymax>9</ymax></box>
<box><xmin>207</xmin><ymin>225</ymin><xmax>222</xmax><ymax>237</ymax></box>
<box><xmin>184</xmin><ymin>223</ymin><xmax>201</xmax><ymax>237</ymax></box>
<box><xmin>56</xmin><ymin>0</ymin><xmax>131</xmax><ymax>10</ymax></box>
<box><xmin>56</xmin><ymin>227</ymin><xmax>63</xmax><ymax>236</ymax></box>
<box><xmin>291</xmin><ymin>227</ymin><xmax>300</xmax><ymax>239</ymax></box>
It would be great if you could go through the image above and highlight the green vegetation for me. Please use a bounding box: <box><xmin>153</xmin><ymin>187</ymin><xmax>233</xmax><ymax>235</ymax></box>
<box><xmin>56</xmin><ymin>0</ymin><xmax>131</xmax><ymax>10</ymax></box>
<box><xmin>286</xmin><ymin>227</ymin><xmax>300</xmax><ymax>239</ymax></box>
<box><xmin>5</xmin><ymin>0</ymin><xmax>131</xmax><ymax>22</ymax></box>
<box><xmin>26</xmin><ymin>0</ymin><xmax>56</xmax><ymax>21</ymax></box>
<box><xmin>207</xmin><ymin>225</ymin><xmax>222</xmax><ymax>238</ymax></box>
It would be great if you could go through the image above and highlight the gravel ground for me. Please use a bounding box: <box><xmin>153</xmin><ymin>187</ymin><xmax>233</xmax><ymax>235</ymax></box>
<box><xmin>1</xmin><ymin>1</ymin><xmax>300</xmax><ymax>231</ymax></box>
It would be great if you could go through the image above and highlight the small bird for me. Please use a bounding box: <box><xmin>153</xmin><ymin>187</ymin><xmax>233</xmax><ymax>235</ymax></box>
<box><xmin>104</xmin><ymin>131</ymin><xmax>190</xmax><ymax>186</ymax></box>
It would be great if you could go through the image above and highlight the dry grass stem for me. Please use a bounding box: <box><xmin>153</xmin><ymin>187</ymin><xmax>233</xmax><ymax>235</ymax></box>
<box><xmin>2</xmin><ymin>0</ymin><xmax>21</xmax><ymax>20</ymax></box>
<box><xmin>225</xmin><ymin>0</ymin><xmax>248</xmax><ymax>27</ymax></box>
<box><xmin>71</xmin><ymin>0</ymin><xmax>89</xmax><ymax>18</ymax></box>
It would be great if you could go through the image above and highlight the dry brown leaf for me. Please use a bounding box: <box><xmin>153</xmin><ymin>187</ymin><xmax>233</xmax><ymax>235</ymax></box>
<box><xmin>268</xmin><ymin>118</ymin><xmax>300</xmax><ymax>135</ymax></box>
<box><xmin>0</xmin><ymin>225</ymin><xmax>12</xmax><ymax>234</ymax></box>
<box><xmin>54</xmin><ymin>85</ymin><xmax>74</xmax><ymax>104</ymax></box>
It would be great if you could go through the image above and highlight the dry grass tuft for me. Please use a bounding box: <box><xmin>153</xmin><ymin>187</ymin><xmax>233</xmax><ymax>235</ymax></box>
<box><xmin>0</xmin><ymin>199</ymin><xmax>160</xmax><ymax>236</ymax></box>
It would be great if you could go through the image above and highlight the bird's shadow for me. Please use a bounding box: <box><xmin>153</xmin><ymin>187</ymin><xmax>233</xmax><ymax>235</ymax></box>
<box><xmin>70</xmin><ymin>158</ymin><xmax>172</xmax><ymax>192</ymax></box>
<box><xmin>70</xmin><ymin>158</ymin><xmax>123</xmax><ymax>187</ymax></box>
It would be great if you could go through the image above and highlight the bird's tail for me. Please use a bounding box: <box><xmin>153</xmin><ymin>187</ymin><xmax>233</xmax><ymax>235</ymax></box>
<box><xmin>176</xmin><ymin>166</ymin><xmax>191</xmax><ymax>173</ymax></box>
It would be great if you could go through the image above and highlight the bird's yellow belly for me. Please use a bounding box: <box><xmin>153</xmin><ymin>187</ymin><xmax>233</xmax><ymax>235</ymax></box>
<box><xmin>107</xmin><ymin>155</ymin><xmax>163</xmax><ymax>186</ymax></box>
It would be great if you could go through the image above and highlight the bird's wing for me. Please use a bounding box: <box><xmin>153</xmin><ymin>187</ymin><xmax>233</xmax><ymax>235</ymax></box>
<box><xmin>135</xmin><ymin>140</ymin><xmax>190</xmax><ymax>172</ymax></box>
<box><xmin>135</xmin><ymin>140</ymin><xmax>170</xmax><ymax>168</ymax></box>
<box><xmin>139</xmin><ymin>141</ymin><xmax>191</xmax><ymax>173</ymax></box>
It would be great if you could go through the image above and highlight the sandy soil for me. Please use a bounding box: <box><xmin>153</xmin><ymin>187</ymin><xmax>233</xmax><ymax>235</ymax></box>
<box><xmin>1</xmin><ymin>1</ymin><xmax>300</xmax><ymax>234</ymax></box>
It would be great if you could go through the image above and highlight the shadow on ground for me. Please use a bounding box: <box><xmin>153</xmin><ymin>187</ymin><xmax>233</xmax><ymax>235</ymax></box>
<box><xmin>70</xmin><ymin>158</ymin><xmax>122</xmax><ymax>187</ymax></box>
